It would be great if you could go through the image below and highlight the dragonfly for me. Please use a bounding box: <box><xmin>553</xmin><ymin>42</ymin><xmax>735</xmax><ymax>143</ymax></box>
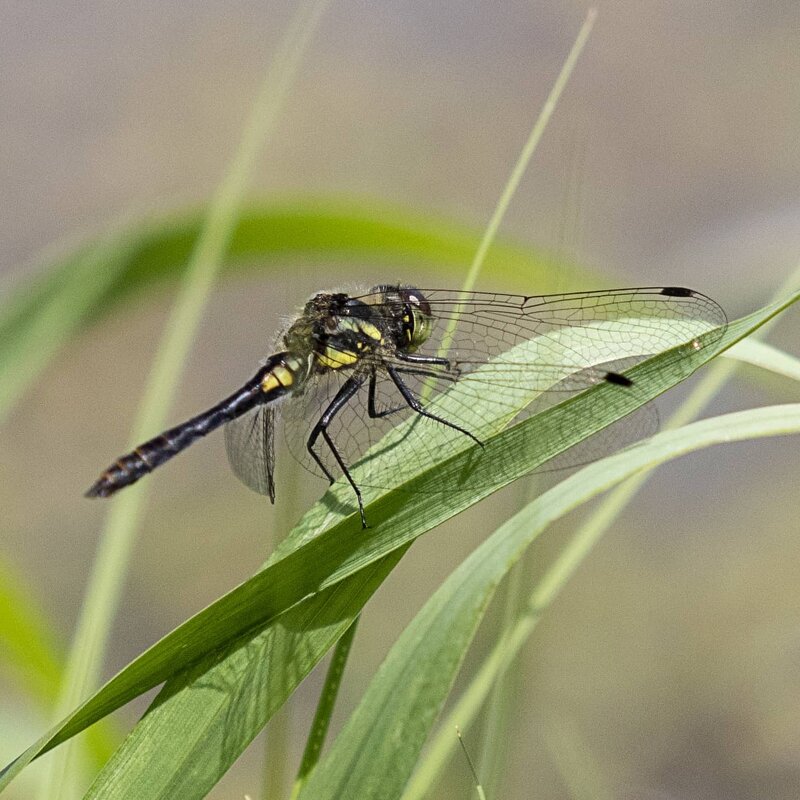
<box><xmin>85</xmin><ymin>284</ymin><xmax>726</xmax><ymax>527</ymax></box>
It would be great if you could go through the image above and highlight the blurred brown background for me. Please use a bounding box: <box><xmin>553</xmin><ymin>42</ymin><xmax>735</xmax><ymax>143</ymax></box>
<box><xmin>1</xmin><ymin>1</ymin><xmax>800</xmax><ymax>798</ymax></box>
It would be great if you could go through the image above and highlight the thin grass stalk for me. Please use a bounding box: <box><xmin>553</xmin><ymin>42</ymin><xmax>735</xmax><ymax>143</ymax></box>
<box><xmin>289</xmin><ymin>617</ymin><xmax>361</xmax><ymax>800</ymax></box>
<box><xmin>431</xmin><ymin>7</ymin><xmax>598</xmax><ymax>372</ymax></box>
<box><xmin>35</xmin><ymin>4</ymin><xmax>330</xmax><ymax>797</ymax></box>
<box><xmin>477</xmin><ymin>542</ymin><xmax>526</xmax><ymax>795</ymax></box>
<box><xmin>402</xmin><ymin>263</ymin><xmax>800</xmax><ymax>800</ymax></box>
<box><xmin>463</xmin><ymin>8</ymin><xmax>599</xmax><ymax>789</ymax></box>
<box><xmin>456</xmin><ymin>727</ymin><xmax>487</xmax><ymax>800</ymax></box>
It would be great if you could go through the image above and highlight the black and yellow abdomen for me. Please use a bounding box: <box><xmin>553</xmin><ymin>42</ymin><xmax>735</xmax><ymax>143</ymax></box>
<box><xmin>85</xmin><ymin>353</ymin><xmax>299</xmax><ymax>498</ymax></box>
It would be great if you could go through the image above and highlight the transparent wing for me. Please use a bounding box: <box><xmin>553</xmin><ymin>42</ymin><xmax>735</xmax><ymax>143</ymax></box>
<box><xmin>356</xmin><ymin>285</ymin><xmax>726</xmax><ymax>388</ymax></box>
<box><xmin>223</xmin><ymin>405</ymin><xmax>276</xmax><ymax>501</ymax></box>
<box><xmin>281</xmin><ymin>286</ymin><xmax>726</xmax><ymax>493</ymax></box>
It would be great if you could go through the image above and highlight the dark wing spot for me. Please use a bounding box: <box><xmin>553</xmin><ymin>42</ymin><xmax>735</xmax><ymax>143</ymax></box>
<box><xmin>604</xmin><ymin>371</ymin><xmax>634</xmax><ymax>387</ymax></box>
<box><xmin>659</xmin><ymin>286</ymin><xmax>694</xmax><ymax>298</ymax></box>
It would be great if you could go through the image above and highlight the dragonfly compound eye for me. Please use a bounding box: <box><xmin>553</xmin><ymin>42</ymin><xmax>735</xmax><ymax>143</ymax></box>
<box><xmin>398</xmin><ymin>287</ymin><xmax>434</xmax><ymax>349</ymax></box>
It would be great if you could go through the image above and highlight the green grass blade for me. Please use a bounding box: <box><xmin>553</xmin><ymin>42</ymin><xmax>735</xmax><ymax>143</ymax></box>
<box><xmin>432</xmin><ymin>6</ymin><xmax>595</xmax><ymax>388</ymax></box>
<box><xmin>0</xmin><ymin>292</ymin><xmax>792</xmax><ymax>794</ymax></box>
<box><xmin>289</xmin><ymin>11</ymin><xmax>597</xmax><ymax>762</ymax></box>
<box><xmin>0</xmin><ymin>199</ymin><xmax>571</xmax><ymax>426</ymax></box>
<box><xmin>447</xmin><ymin>12</ymin><xmax>598</xmax><ymax>781</ymax></box>
<box><xmin>304</xmin><ymin>403</ymin><xmax>800</xmax><ymax>800</ymax></box>
<box><xmin>84</xmin><ymin>554</ymin><xmax>406</xmax><ymax>800</ymax></box>
<box><xmin>0</xmin><ymin>564</ymin><xmax>120</xmax><ymax>772</ymax></box>
<box><xmin>724</xmin><ymin>338</ymin><xmax>800</xmax><ymax>382</ymax></box>
<box><xmin>406</xmin><ymin>267</ymin><xmax>800</xmax><ymax>798</ymax></box>
<box><xmin>0</xmin><ymin>234</ymin><xmax>133</xmax><ymax>424</ymax></box>
<box><xmin>0</xmin><ymin>200</ymin><xmax>574</xmax><ymax>792</ymax></box>
<box><xmin>0</xmin><ymin>563</ymin><xmax>63</xmax><ymax>721</ymax></box>
<box><xmin>465</xmin><ymin>6</ymin><xmax>596</xmax><ymax>296</ymax></box>
<box><xmin>0</xmin><ymin>199</ymin><xmax>574</xmax><ymax>789</ymax></box>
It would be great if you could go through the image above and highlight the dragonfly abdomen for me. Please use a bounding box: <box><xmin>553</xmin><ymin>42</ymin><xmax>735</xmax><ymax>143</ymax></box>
<box><xmin>85</xmin><ymin>354</ymin><xmax>296</xmax><ymax>498</ymax></box>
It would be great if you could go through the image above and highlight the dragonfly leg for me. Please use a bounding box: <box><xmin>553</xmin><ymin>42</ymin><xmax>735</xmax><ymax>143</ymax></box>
<box><xmin>368</xmin><ymin>370</ymin><xmax>404</xmax><ymax>418</ymax></box>
<box><xmin>307</xmin><ymin>375</ymin><xmax>369</xmax><ymax>528</ymax></box>
<box><xmin>395</xmin><ymin>350</ymin><xmax>461</xmax><ymax>379</ymax></box>
<box><xmin>396</xmin><ymin>351</ymin><xmax>451</xmax><ymax>367</ymax></box>
<box><xmin>369</xmin><ymin>362</ymin><xmax>460</xmax><ymax>419</ymax></box>
<box><xmin>386</xmin><ymin>365</ymin><xmax>483</xmax><ymax>447</ymax></box>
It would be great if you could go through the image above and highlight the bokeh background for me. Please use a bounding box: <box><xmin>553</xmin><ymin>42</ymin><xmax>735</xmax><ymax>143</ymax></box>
<box><xmin>2</xmin><ymin>1</ymin><xmax>800</xmax><ymax>798</ymax></box>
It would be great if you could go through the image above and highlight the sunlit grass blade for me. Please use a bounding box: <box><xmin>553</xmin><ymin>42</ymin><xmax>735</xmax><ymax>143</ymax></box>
<box><xmin>439</xmin><ymin>11</ymin><xmax>598</xmax><ymax>780</ymax></box>
<box><xmin>0</xmin><ymin>200</ymin><xmax>573</xmax><ymax>787</ymax></box>
<box><xmin>0</xmin><ymin>200</ymin><xmax>575</xmax><ymax>792</ymax></box>
<box><xmin>0</xmin><ymin>292</ymin><xmax>791</xmax><ymax>794</ymax></box>
<box><xmin>303</xmin><ymin>403</ymin><xmax>800</xmax><ymax>800</ymax></box>
<box><xmin>289</xmin><ymin>617</ymin><xmax>360</xmax><ymax>800</ymax></box>
<box><xmin>0</xmin><ymin>564</ymin><xmax>63</xmax><ymax>724</ymax></box>
<box><xmin>289</xmin><ymin>1</ymin><xmax>596</xmax><ymax>765</ymax></box>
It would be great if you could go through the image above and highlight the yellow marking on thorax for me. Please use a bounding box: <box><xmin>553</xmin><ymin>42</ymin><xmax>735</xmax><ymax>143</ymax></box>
<box><xmin>261</xmin><ymin>365</ymin><xmax>294</xmax><ymax>394</ymax></box>
<box><xmin>317</xmin><ymin>347</ymin><xmax>358</xmax><ymax>370</ymax></box>
<box><xmin>339</xmin><ymin>317</ymin><xmax>383</xmax><ymax>341</ymax></box>
<box><xmin>359</xmin><ymin>320</ymin><xmax>383</xmax><ymax>341</ymax></box>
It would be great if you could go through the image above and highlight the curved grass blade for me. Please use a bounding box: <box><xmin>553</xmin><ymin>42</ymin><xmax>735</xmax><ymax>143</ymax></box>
<box><xmin>0</xmin><ymin>292</ymin><xmax>792</xmax><ymax>794</ymax></box>
<box><xmin>299</xmin><ymin>403</ymin><xmax>800</xmax><ymax>800</ymax></box>
<box><xmin>0</xmin><ymin>564</ymin><xmax>118</xmax><ymax>769</ymax></box>
<box><xmin>725</xmin><ymin>338</ymin><xmax>800</xmax><ymax>383</ymax></box>
<box><xmin>407</xmin><ymin>265</ymin><xmax>800</xmax><ymax>796</ymax></box>
<box><xmin>0</xmin><ymin>199</ymin><xmax>572</xmax><ymax>424</ymax></box>
<box><xmin>35</xmin><ymin>5</ymin><xmax>333</xmax><ymax>798</ymax></box>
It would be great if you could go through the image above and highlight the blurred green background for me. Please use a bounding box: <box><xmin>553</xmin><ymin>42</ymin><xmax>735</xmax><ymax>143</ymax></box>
<box><xmin>2</xmin><ymin>2</ymin><xmax>799</xmax><ymax>798</ymax></box>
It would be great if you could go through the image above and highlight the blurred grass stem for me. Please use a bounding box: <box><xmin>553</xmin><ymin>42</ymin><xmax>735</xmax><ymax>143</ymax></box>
<box><xmin>36</xmin><ymin>3</ymin><xmax>330</xmax><ymax>797</ymax></box>
<box><xmin>432</xmin><ymin>7</ymin><xmax>597</xmax><ymax>371</ymax></box>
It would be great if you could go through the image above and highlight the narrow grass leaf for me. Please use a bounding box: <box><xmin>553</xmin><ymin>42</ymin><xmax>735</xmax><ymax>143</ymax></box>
<box><xmin>725</xmin><ymin>338</ymin><xmax>800</xmax><ymax>383</ymax></box>
<box><xmin>0</xmin><ymin>200</ymin><xmax>570</xmax><ymax>423</ymax></box>
<box><xmin>35</xmin><ymin>5</ymin><xmax>331</xmax><ymax>797</ymax></box>
<box><xmin>0</xmin><ymin>201</ymin><xmax>568</xmax><ymax>785</ymax></box>
<box><xmin>408</xmin><ymin>262</ymin><xmax>800</xmax><ymax>795</ymax></box>
<box><xmin>290</xmin><ymin>617</ymin><xmax>360</xmax><ymax>799</ymax></box>
<box><xmin>84</xmin><ymin>555</ymin><xmax>403</xmax><ymax>800</ymax></box>
<box><xmin>302</xmin><ymin>403</ymin><xmax>800</xmax><ymax>800</ymax></box>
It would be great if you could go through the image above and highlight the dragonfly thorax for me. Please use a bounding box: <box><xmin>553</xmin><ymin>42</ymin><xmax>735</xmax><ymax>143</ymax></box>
<box><xmin>279</xmin><ymin>286</ymin><xmax>435</xmax><ymax>375</ymax></box>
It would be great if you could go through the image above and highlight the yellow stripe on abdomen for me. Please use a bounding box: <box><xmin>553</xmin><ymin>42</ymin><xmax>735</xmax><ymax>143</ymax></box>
<box><xmin>261</xmin><ymin>364</ymin><xmax>295</xmax><ymax>394</ymax></box>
